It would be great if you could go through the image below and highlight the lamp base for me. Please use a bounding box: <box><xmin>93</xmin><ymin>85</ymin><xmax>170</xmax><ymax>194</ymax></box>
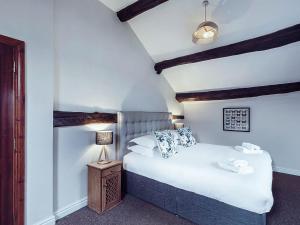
<box><xmin>97</xmin><ymin>160</ymin><xmax>111</xmax><ymax>165</ymax></box>
<box><xmin>97</xmin><ymin>146</ymin><xmax>111</xmax><ymax>165</ymax></box>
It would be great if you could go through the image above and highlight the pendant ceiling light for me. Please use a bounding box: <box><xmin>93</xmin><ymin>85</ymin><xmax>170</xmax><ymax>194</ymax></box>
<box><xmin>192</xmin><ymin>0</ymin><xmax>218</xmax><ymax>44</ymax></box>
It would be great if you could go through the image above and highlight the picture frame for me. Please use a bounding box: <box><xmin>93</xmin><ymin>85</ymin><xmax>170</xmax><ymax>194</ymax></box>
<box><xmin>223</xmin><ymin>107</ymin><xmax>250</xmax><ymax>132</ymax></box>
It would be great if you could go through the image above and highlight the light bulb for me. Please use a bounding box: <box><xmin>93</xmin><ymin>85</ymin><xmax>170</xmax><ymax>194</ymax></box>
<box><xmin>203</xmin><ymin>30</ymin><xmax>215</xmax><ymax>39</ymax></box>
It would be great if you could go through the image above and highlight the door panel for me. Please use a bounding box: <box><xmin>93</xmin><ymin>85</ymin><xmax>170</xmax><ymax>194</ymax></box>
<box><xmin>101</xmin><ymin>172</ymin><xmax>121</xmax><ymax>211</ymax></box>
<box><xmin>0</xmin><ymin>42</ymin><xmax>14</xmax><ymax>225</ymax></box>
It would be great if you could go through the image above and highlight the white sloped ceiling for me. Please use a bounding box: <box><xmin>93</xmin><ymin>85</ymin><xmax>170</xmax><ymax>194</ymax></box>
<box><xmin>99</xmin><ymin>0</ymin><xmax>300</xmax><ymax>92</ymax></box>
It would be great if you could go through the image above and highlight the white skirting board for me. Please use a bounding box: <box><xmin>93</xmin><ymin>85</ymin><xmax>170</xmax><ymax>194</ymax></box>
<box><xmin>54</xmin><ymin>197</ymin><xmax>88</xmax><ymax>220</ymax></box>
<box><xmin>32</xmin><ymin>215</ymin><xmax>56</xmax><ymax>225</ymax></box>
<box><xmin>273</xmin><ymin>166</ymin><xmax>300</xmax><ymax>176</ymax></box>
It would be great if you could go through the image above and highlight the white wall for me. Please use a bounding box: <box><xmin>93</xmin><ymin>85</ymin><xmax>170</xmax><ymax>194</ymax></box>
<box><xmin>184</xmin><ymin>92</ymin><xmax>300</xmax><ymax>175</ymax></box>
<box><xmin>53</xmin><ymin>124</ymin><xmax>116</xmax><ymax>219</ymax></box>
<box><xmin>53</xmin><ymin>0</ymin><xmax>183</xmax><ymax>219</ymax></box>
<box><xmin>54</xmin><ymin>0</ymin><xmax>182</xmax><ymax>114</ymax></box>
<box><xmin>0</xmin><ymin>1</ymin><xmax>54</xmax><ymax>225</ymax></box>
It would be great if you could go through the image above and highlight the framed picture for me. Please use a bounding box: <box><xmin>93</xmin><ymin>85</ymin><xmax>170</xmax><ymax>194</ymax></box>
<box><xmin>223</xmin><ymin>107</ymin><xmax>250</xmax><ymax>132</ymax></box>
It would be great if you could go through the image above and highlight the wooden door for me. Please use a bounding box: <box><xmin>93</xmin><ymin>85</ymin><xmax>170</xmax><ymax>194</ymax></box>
<box><xmin>101</xmin><ymin>172</ymin><xmax>121</xmax><ymax>211</ymax></box>
<box><xmin>0</xmin><ymin>35</ymin><xmax>25</xmax><ymax>225</ymax></box>
<box><xmin>0</xmin><ymin>42</ymin><xmax>14</xmax><ymax>225</ymax></box>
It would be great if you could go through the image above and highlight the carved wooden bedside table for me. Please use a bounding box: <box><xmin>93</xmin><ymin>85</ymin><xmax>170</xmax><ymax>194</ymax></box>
<box><xmin>87</xmin><ymin>161</ymin><xmax>122</xmax><ymax>213</ymax></box>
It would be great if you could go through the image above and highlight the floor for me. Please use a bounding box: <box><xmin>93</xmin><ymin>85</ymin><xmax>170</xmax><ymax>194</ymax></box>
<box><xmin>267</xmin><ymin>172</ymin><xmax>300</xmax><ymax>225</ymax></box>
<box><xmin>56</xmin><ymin>172</ymin><xmax>300</xmax><ymax>225</ymax></box>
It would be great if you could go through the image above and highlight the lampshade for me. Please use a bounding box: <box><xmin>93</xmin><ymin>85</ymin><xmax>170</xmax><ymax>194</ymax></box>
<box><xmin>192</xmin><ymin>21</ymin><xmax>218</xmax><ymax>44</ymax></box>
<box><xmin>96</xmin><ymin>131</ymin><xmax>113</xmax><ymax>145</ymax></box>
<box><xmin>192</xmin><ymin>0</ymin><xmax>218</xmax><ymax>44</ymax></box>
<box><xmin>174</xmin><ymin>123</ymin><xmax>184</xmax><ymax>129</ymax></box>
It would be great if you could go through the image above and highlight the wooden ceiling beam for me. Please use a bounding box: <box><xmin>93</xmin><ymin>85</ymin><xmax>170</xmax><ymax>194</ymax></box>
<box><xmin>155</xmin><ymin>24</ymin><xmax>300</xmax><ymax>74</ymax></box>
<box><xmin>176</xmin><ymin>82</ymin><xmax>300</xmax><ymax>102</ymax></box>
<box><xmin>54</xmin><ymin>111</ymin><xmax>117</xmax><ymax>127</ymax></box>
<box><xmin>172</xmin><ymin>115</ymin><xmax>184</xmax><ymax>120</ymax></box>
<box><xmin>117</xmin><ymin>0</ymin><xmax>168</xmax><ymax>22</ymax></box>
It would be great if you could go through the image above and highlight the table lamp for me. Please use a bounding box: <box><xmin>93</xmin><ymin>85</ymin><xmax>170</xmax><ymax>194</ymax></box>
<box><xmin>96</xmin><ymin>131</ymin><xmax>113</xmax><ymax>164</ymax></box>
<box><xmin>174</xmin><ymin>123</ymin><xmax>184</xmax><ymax>130</ymax></box>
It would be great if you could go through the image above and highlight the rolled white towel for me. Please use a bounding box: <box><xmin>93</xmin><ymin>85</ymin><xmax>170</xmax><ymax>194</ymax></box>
<box><xmin>218</xmin><ymin>159</ymin><xmax>254</xmax><ymax>175</ymax></box>
<box><xmin>243</xmin><ymin>149</ymin><xmax>263</xmax><ymax>154</ymax></box>
<box><xmin>234</xmin><ymin>146</ymin><xmax>248</xmax><ymax>152</ymax></box>
<box><xmin>242</xmin><ymin>142</ymin><xmax>261</xmax><ymax>151</ymax></box>
<box><xmin>218</xmin><ymin>161</ymin><xmax>238</xmax><ymax>173</ymax></box>
<box><xmin>231</xmin><ymin>159</ymin><xmax>249</xmax><ymax>168</ymax></box>
<box><xmin>234</xmin><ymin>145</ymin><xmax>263</xmax><ymax>154</ymax></box>
<box><xmin>238</xmin><ymin>165</ymin><xmax>254</xmax><ymax>175</ymax></box>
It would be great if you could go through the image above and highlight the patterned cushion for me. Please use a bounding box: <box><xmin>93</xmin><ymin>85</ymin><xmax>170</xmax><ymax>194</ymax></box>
<box><xmin>166</xmin><ymin>130</ymin><xmax>181</xmax><ymax>146</ymax></box>
<box><xmin>177</xmin><ymin>128</ymin><xmax>196</xmax><ymax>147</ymax></box>
<box><xmin>154</xmin><ymin>131</ymin><xmax>177</xmax><ymax>159</ymax></box>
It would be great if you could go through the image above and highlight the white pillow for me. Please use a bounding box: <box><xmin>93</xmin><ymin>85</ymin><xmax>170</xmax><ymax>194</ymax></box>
<box><xmin>127</xmin><ymin>145</ymin><xmax>155</xmax><ymax>158</ymax></box>
<box><xmin>129</xmin><ymin>135</ymin><xmax>157</xmax><ymax>149</ymax></box>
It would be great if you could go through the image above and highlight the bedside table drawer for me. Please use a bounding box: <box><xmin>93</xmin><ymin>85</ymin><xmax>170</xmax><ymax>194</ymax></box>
<box><xmin>102</xmin><ymin>165</ymin><xmax>121</xmax><ymax>177</ymax></box>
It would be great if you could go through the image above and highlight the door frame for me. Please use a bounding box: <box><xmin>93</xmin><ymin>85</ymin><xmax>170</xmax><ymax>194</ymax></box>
<box><xmin>0</xmin><ymin>34</ymin><xmax>25</xmax><ymax>225</ymax></box>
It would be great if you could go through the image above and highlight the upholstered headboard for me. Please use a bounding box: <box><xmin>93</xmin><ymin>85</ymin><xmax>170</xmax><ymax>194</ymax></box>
<box><xmin>116</xmin><ymin>111</ymin><xmax>172</xmax><ymax>159</ymax></box>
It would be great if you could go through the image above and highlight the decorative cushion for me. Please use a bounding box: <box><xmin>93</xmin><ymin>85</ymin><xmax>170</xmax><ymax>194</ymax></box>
<box><xmin>154</xmin><ymin>131</ymin><xmax>177</xmax><ymax>159</ymax></box>
<box><xmin>167</xmin><ymin>130</ymin><xmax>181</xmax><ymax>146</ymax></box>
<box><xmin>177</xmin><ymin>128</ymin><xmax>196</xmax><ymax>147</ymax></box>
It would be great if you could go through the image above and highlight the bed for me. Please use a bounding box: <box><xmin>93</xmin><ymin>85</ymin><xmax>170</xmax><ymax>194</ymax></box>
<box><xmin>117</xmin><ymin>111</ymin><xmax>273</xmax><ymax>225</ymax></box>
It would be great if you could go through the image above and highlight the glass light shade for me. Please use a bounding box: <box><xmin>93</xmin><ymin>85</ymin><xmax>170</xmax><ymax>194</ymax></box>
<box><xmin>192</xmin><ymin>21</ymin><xmax>218</xmax><ymax>44</ymax></box>
<box><xmin>96</xmin><ymin>131</ymin><xmax>113</xmax><ymax>145</ymax></box>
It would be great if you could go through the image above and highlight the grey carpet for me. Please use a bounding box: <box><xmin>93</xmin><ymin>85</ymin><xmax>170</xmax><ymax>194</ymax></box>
<box><xmin>56</xmin><ymin>172</ymin><xmax>300</xmax><ymax>225</ymax></box>
<box><xmin>267</xmin><ymin>173</ymin><xmax>300</xmax><ymax>225</ymax></box>
<box><xmin>56</xmin><ymin>195</ymin><xmax>193</xmax><ymax>225</ymax></box>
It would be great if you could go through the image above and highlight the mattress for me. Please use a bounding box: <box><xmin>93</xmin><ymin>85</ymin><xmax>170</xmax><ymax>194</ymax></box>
<box><xmin>123</xmin><ymin>143</ymin><xmax>274</xmax><ymax>214</ymax></box>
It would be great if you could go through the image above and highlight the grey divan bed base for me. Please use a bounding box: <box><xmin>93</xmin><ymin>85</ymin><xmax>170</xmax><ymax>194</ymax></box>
<box><xmin>117</xmin><ymin>111</ymin><xmax>267</xmax><ymax>225</ymax></box>
<box><xmin>123</xmin><ymin>171</ymin><xmax>266</xmax><ymax>225</ymax></box>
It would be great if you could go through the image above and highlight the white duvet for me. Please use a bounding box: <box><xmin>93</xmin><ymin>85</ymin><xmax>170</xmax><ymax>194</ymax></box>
<box><xmin>123</xmin><ymin>143</ymin><xmax>274</xmax><ymax>214</ymax></box>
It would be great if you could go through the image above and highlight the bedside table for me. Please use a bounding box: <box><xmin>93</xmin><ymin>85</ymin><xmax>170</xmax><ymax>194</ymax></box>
<box><xmin>87</xmin><ymin>161</ymin><xmax>122</xmax><ymax>213</ymax></box>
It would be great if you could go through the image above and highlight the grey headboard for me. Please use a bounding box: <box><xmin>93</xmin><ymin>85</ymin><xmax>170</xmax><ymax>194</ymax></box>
<box><xmin>117</xmin><ymin>111</ymin><xmax>172</xmax><ymax>159</ymax></box>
